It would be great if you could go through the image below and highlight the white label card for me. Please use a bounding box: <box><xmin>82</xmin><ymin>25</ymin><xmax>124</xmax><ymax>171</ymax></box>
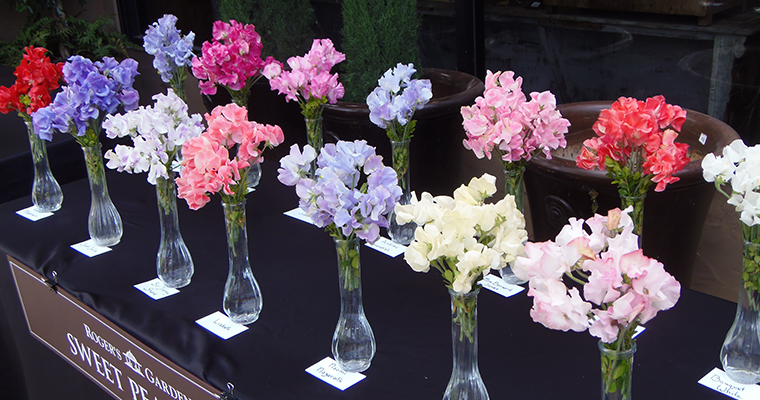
<box><xmin>134</xmin><ymin>278</ymin><xmax>180</xmax><ymax>300</ymax></box>
<box><xmin>16</xmin><ymin>205</ymin><xmax>54</xmax><ymax>221</ymax></box>
<box><xmin>481</xmin><ymin>274</ymin><xmax>524</xmax><ymax>298</ymax></box>
<box><xmin>631</xmin><ymin>325</ymin><xmax>646</xmax><ymax>338</ymax></box>
<box><xmin>284</xmin><ymin>207</ymin><xmax>315</xmax><ymax>225</ymax></box>
<box><xmin>699</xmin><ymin>133</ymin><xmax>708</xmax><ymax>145</ymax></box>
<box><xmin>195</xmin><ymin>311</ymin><xmax>248</xmax><ymax>340</ymax></box>
<box><xmin>305</xmin><ymin>357</ymin><xmax>366</xmax><ymax>391</ymax></box>
<box><xmin>70</xmin><ymin>239</ymin><xmax>112</xmax><ymax>257</ymax></box>
<box><xmin>365</xmin><ymin>236</ymin><xmax>406</xmax><ymax>258</ymax></box>
<box><xmin>698</xmin><ymin>368</ymin><xmax>760</xmax><ymax>399</ymax></box>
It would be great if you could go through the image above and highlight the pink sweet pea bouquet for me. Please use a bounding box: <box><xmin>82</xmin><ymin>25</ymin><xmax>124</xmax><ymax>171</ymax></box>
<box><xmin>176</xmin><ymin>103</ymin><xmax>284</xmax><ymax>210</ymax></box>
<box><xmin>191</xmin><ymin>20</ymin><xmax>280</xmax><ymax>106</ymax></box>
<box><xmin>513</xmin><ymin>207</ymin><xmax>680</xmax><ymax>347</ymax></box>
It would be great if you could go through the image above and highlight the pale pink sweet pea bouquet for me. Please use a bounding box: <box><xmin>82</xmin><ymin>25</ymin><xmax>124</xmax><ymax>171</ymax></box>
<box><xmin>191</xmin><ymin>20</ymin><xmax>280</xmax><ymax>106</ymax></box>
<box><xmin>461</xmin><ymin>70</ymin><xmax>570</xmax><ymax>168</ymax></box>
<box><xmin>176</xmin><ymin>103</ymin><xmax>284</xmax><ymax>210</ymax></box>
<box><xmin>512</xmin><ymin>207</ymin><xmax>681</xmax><ymax>350</ymax></box>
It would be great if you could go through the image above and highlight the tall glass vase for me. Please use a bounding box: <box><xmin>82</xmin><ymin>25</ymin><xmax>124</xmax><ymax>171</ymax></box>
<box><xmin>599</xmin><ymin>341</ymin><xmax>636</xmax><ymax>400</ymax></box>
<box><xmin>621</xmin><ymin>194</ymin><xmax>645</xmax><ymax>240</ymax></box>
<box><xmin>25</xmin><ymin>119</ymin><xmax>63</xmax><ymax>212</ymax></box>
<box><xmin>720</xmin><ymin>238</ymin><xmax>760</xmax><ymax>384</ymax></box>
<box><xmin>222</xmin><ymin>200</ymin><xmax>262</xmax><ymax>325</ymax></box>
<box><xmin>82</xmin><ymin>144</ymin><xmax>122</xmax><ymax>247</ymax></box>
<box><xmin>444</xmin><ymin>288</ymin><xmax>488</xmax><ymax>400</ymax></box>
<box><xmin>331</xmin><ymin>236</ymin><xmax>375</xmax><ymax>373</ymax></box>
<box><xmin>499</xmin><ymin>165</ymin><xmax>527</xmax><ymax>285</ymax></box>
<box><xmin>155</xmin><ymin>175</ymin><xmax>194</xmax><ymax>288</ymax></box>
<box><xmin>305</xmin><ymin>117</ymin><xmax>323</xmax><ymax>177</ymax></box>
<box><xmin>388</xmin><ymin>139</ymin><xmax>415</xmax><ymax>245</ymax></box>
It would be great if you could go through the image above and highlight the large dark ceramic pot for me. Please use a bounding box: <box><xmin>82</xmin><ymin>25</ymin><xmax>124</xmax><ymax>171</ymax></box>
<box><xmin>525</xmin><ymin>101</ymin><xmax>740</xmax><ymax>287</ymax></box>
<box><xmin>322</xmin><ymin>69</ymin><xmax>485</xmax><ymax>196</ymax></box>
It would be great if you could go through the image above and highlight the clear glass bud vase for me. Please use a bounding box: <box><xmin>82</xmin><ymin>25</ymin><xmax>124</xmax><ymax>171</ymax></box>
<box><xmin>155</xmin><ymin>175</ymin><xmax>194</xmax><ymax>288</ymax></box>
<box><xmin>599</xmin><ymin>341</ymin><xmax>636</xmax><ymax>400</ymax></box>
<box><xmin>222</xmin><ymin>200</ymin><xmax>262</xmax><ymax>325</ymax></box>
<box><xmin>388</xmin><ymin>139</ymin><xmax>416</xmax><ymax>245</ymax></box>
<box><xmin>621</xmin><ymin>194</ymin><xmax>645</xmax><ymax>241</ymax></box>
<box><xmin>82</xmin><ymin>144</ymin><xmax>122</xmax><ymax>247</ymax></box>
<box><xmin>305</xmin><ymin>117</ymin><xmax>323</xmax><ymax>177</ymax></box>
<box><xmin>331</xmin><ymin>236</ymin><xmax>375</xmax><ymax>373</ymax></box>
<box><xmin>499</xmin><ymin>166</ymin><xmax>527</xmax><ymax>285</ymax></box>
<box><xmin>26</xmin><ymin>119</ymin><xmax>63</xmax><ymax>212</ymax></box>
<box><xmin>444</xmin><ymin>288</ymin><xmax>489</xmax><ymax>400</ymax></box>
<box><xmin>720</xmin><ymin>239</ymin><xmax>760</xmax><ymax>384</ymax></box>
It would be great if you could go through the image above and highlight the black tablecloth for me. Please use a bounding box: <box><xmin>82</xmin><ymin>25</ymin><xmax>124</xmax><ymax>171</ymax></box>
<box><xmin>0</xmin><ymin>160</ymin><xmax>739</xmax><ymax>399</ymax></box>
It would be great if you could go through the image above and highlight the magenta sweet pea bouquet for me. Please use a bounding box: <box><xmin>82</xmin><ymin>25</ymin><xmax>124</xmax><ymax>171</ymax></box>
<box><xmin>191</xmin><ymin>20</ymin><xmax>279</xmax><ymax>106</ymax></box>
<box><xmin>513</xmin><ymin>207</ymin><xmax>680</xmax><ymax>348</ymax></box>
<box><xmin>176</xmin><ymin>103</ymin><xmax>284</xmax><ymax>210</ymax></box>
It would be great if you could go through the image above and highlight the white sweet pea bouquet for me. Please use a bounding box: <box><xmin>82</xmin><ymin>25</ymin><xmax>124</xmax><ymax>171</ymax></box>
<box><xmin>395</xmin><ymin>174</ymin><xmax>528</xmax><ymax>294</ymax></box>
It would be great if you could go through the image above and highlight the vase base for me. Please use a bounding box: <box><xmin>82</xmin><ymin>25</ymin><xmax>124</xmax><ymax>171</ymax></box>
<box><xmin>336</xmin><ymin>359</ymin><xmax>371</xmax><ymax>373</ymax></box>
<box><xmin>33</xmin><ymin>203</ymin><xmax>62</xmax><ymax>213</ymax></box>
<box><xmin>92</xmin><ymin>237</ymin><xmax>121</xmax><ymax>248</ymax></box>
<box><xmin>228</xmin><ymin>313</ymin><xmax>260</xmax><ymax>326</ymax></box>
<box><xmin>724</xmin><ymin>368</ymin><xmax>760</xmax><ymax>385</ymax></box>
<box><xmin>159</xmin><ymin>277</ymin><xmax>191</xmax><ymax>289</ymax></box>
<box><xmin>499</xmin><ymin>268</ymin><xmax>527</xmax><ymax>285</ymax></box>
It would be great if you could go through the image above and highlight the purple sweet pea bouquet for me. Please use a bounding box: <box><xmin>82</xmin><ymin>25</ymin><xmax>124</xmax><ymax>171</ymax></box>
<box><xmin>143</xmin><ymin>14</ymin><xmax>195</xmax><ymax>100</ymax></box>
<box><xmin>278</xmin><ymin>139</ymin><xmax>401</xmax><ymax>244</ymax></box>
<box><xmin>367</xmin><ymin>63</ymin><xmax>432</xmax><ymax>142</ymax></box>
<box><xmin>32</xmin><ymin>55</ymin><xmax>140</xmax><ymax>147</ymax></box>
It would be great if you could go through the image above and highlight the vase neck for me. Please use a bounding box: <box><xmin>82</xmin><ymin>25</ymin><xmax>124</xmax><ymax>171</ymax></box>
<box><xmin>620</xmin><ymin>194</ymin><xmax>645</xmax><ymax>239</ymax></box>
<box><xmin>156</xmin><ymin>176</ymin><xmax>181</xmax><ymax>236</ymax></box>
<box><xmin>391</xmin><ymin>139</ymin><xmax>411</xmax><ymax>196</ymax></box>
<box><xmin>304</xmin><ymin>116</ymin><xmax>324</xmax><ymax>151</ymax></box>
<box><xmin>448</xmin><ymin>288</ymin><xmax>480</xmax><ymax>367</ymax></box>
<box><xmin>223</xmin><ymin>201</ymin><xmax>249</xmax><ymax>271</ymax></box>
<box><xmin>26</xmin><ymin>120</ymin><xmax>51</xmax><ymax>168</ymax></box>
<box><xmin>334</xmin><ymin>237</ymin><xmax>363</xmax><ymax>298</ymax></box>
<box><xmin>599</xmin><ymin>341</ymin><xmax>636</xmax><ymax>400</ymax></box>
<box><xmin>502</xmin><ymin>165</ymin><xmax>525</xmax><ymax>212</ymax></box>
<box><xmin>82</xmin><ymin>144</ymin><xmax>111</xmax><ymax>199</ymax></box>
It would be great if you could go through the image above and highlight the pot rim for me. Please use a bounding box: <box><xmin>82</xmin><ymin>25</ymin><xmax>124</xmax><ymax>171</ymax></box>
<box><xmin>528</xmin><ymin>100</ymin><xmax>741</xmax><ymax>188</ymax></box>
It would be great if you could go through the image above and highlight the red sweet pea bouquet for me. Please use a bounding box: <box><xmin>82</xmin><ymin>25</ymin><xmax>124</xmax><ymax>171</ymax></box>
<box><xmin>576</xmin><ymin>95</ymin><xmax>690</xmax><ymax>235</ymax></box>
<box><xmin>0</xmin><ymin>46</ymin><xmax>63</xmax><ymax>118</ymax></box>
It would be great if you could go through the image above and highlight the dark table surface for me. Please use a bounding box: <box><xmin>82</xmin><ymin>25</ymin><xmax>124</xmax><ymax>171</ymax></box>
<box><xmin>0</xmin><ymin>159</ymin><xmax>740</xmax><ymax>400</ymax></box>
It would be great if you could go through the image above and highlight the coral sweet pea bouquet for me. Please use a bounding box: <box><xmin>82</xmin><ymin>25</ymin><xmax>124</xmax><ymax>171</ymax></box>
<box><xmin>264</xmin><ymin>38</ymin><xmax>345</xmax><ymax>121</ymax></box>
<box><xmin>395</xmin><ymin>174</ymin><xmax>528</xmax><ymax>294</ymax></box>
<box><xmin>0</xmin><ymin>46</ymin><xmax>63</xmax><ymax>121</ymax></box>
<box><xmin>143</xmin><ymin>14</ymin><xmax>195</xmax><ymax>100</ymax></box>
<box><xmin>176</xmin><ymin>103</ymin><xmax>284</xmax><ymax>210</ymax></box>
<box><xmin>461</xmin><ymin>70</ymin><xmax>570</xmax><ymax>170</ymax></box>
<box><xmin>191</xmin><ymin>20</ymin><xmax>278</xmax><ymax>106</ymax></box>
<box><xmin>103</xmin><ymin>89</ymin><xmax>204</xmax><ymax>184</ymax></box>
<box><xmin>278</xmin><ymin>140</ymin><xmax>401</xmax><ymax>244</ymax></box>
<box><xmin>512</xmin><ymin>207</ymin><xmax>680</xmax><ymax>347</ymax></box>
<box><xmin>32</xmin><ymin>55</ymin><xmax>140</xmax><ymax>147</ymax></box>
<box><xmin>702</xmin><ymin>139</ymin><xmax>760</xmax><ymax>293</ymax></box>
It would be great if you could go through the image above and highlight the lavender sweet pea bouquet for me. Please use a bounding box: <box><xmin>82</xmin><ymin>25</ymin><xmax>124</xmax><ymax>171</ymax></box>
<box><xmin>32</xmin><ymin>55</ymin><xmax>140</xmax><ymax>148</ymax></box>
<box><xmin>367</xmin><ymin>63</ymin><xmax>432</xmax><ymax>142</ymax></box>
<box><xmin>143</xmin><ymin>14</ymin><xmax>195</xmax><ymax>100</ymax></box>
<box><xmin>278</xmin><ymin>139</ymin><xmax>402</xmax><ymax>243</ymax></box>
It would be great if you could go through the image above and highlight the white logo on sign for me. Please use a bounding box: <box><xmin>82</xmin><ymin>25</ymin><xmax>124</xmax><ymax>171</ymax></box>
<box><xmin>123</xmin><ymin>350</ymin><xmax>144</xmax><ymax>376</ymax></box>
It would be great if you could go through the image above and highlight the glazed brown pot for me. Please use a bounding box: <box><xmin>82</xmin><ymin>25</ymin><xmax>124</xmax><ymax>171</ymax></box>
<box><xmin>525</xmin><ymin>101</ymin><xmax>740</xmax><ymax>287</ymax></box>
<box><xmin>322</xmin><ymin>68</ymin><xmax>485</xmax><ymax>196</ymax></box>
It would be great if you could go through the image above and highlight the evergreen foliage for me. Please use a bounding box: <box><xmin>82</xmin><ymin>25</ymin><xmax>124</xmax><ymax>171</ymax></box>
<box><xmin>216</xmin><ymin>0</ymin><xmax>315</xmax><ymax>63</ymax></box>
<box><xmin>0</xmin><ymin>14</ymin><xmax>131</xmax><ymax>66</ymax></box>
<box><xmin>341</xmin><ymin>0</ymin><xmax>422</xmax><ymax>103</ymax></box>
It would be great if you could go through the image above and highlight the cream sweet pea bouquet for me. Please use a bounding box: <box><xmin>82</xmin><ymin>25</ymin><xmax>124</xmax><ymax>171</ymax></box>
<box><xmin>395</xmin><ymin>174</ymin><xmax>528</xmax><ymax>294</ymax></box>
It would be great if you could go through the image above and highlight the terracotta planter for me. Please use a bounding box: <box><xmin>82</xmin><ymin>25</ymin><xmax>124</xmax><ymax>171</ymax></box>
<box><xmin>525</xmin><ymin>101</ymin><xmax>740</xmax><ymax>286</ymax></box>
<box><xmin>322</xmin><ymin>69</ymin><xmax>485</xmax><ymax>196</ymax></box>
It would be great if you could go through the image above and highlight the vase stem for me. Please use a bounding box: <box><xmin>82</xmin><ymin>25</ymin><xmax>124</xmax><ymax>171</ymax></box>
<box><xmin>305</xmin><ymin>117</ymin><xmax>323</xmax><ymax>178</ymax></box>
<box><xmin>26</xmin><ymin>119</ymin><xmax>63</xmax><ymax>212</ymax></box>
<box><xmin>500</xmin><ymin>165</ymin><xmax>527</xmax><ymax>285</ymax></box>
<box><xmin>155</xmin><ymin>175</ymin><xmax>193</xmax><ymax>288</ymax></box>
<box><xmin>331</xmin><ymin>236</ymin><xmax>375</xmax><ymax>372</ymax></box>
<box><xmin>222</xmin><ymin>200</ymin><xmax>262</xmax><ymax>325</ymax></box>
<box><xmin>388</xmin><ymin>139</ymin><xmax>415</xmax><ymax>245</ymax></box>
<box><xmin>444</xmin><ymin>288</ymin><xmax>488</xmax><ymax>400</ymax></box>
<box><xmin>82</xmin><ymin>144</ymin><xmax>122</xmax><ymax>247</ymax></box>
<box><xmin>720</xmin><ymin>237</ymin><xmax>760</xmax><ymax>384</ymax></box>
<box><xmin>599</xmin><ymin>341</ymin><xmax>636</xmax><ymax>400</ymax></box>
